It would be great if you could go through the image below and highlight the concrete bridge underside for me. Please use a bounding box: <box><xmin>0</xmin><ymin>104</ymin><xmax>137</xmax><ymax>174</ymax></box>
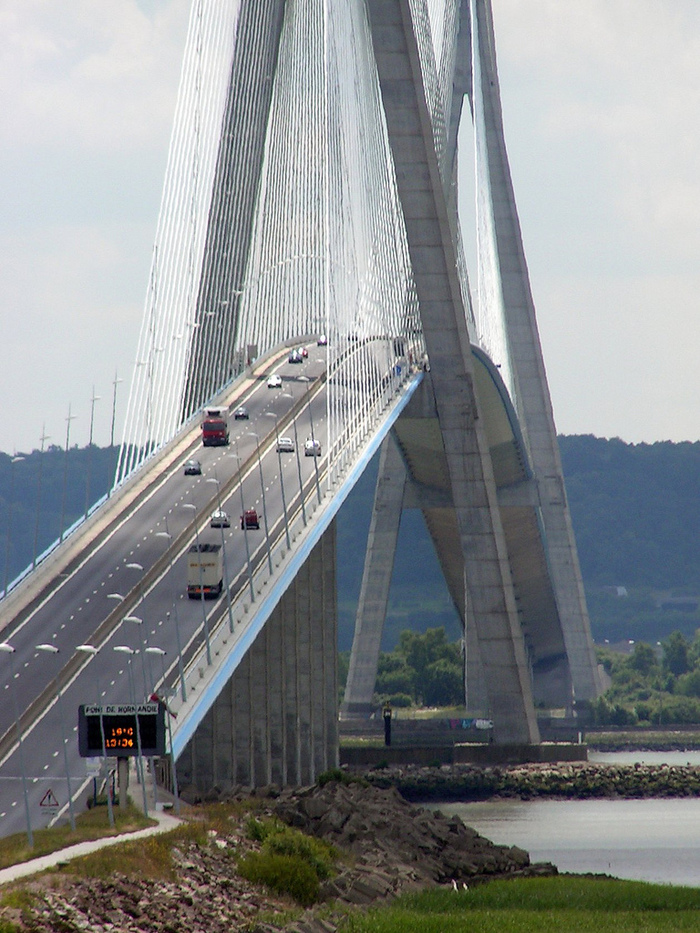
<box><xmin>177</xmin><ymin>524</ymin><xmax>338</xmax><ymax>793</ymax></box>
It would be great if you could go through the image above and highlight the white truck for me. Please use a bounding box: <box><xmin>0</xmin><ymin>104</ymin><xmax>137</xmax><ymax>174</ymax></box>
<box><xmin>187</xmin><ymin>543</ymin><xmax>223</xmax><ymax>598</ymax></box>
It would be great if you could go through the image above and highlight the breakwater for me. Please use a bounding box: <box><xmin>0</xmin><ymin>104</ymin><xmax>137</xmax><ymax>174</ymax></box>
<box><xmin>363</xmin><ymin>761</ymin><xmax>700</xmax><ymax>801</ymax></box>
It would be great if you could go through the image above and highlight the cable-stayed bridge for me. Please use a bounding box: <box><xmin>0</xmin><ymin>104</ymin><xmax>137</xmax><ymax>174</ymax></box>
<box><xmin>0</xmin><ymin>0</ymin><xmax>600</xmax><ymax>834</ymax></box>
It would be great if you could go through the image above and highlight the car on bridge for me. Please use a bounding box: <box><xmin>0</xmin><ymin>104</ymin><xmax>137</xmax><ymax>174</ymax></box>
<box><xmin>299</xmin><ymin>346</ymin><xmax>309</xmax><ymax>358</ymax></box>
<box><xmin>317</xmin><ymin>334</ymin><xmax>327</xmax><ymax>346</ymax></box>
<box><xmin>240</xmin><ymin>508</ymin><xmax>260</xmax><ymax>530</ymax></box>
<box><xmin>304</xmin><ymin>437</ymin><xmax>321</xmax><ymax>457</ymax></box>
<box><xmin>267</xmin><ymin>374</ymin><xmax>282</xmax><ymax>389</ymax></box>
<box><xmin>234</xmin><ymin>406</ymin><xmax>249</xmax><ymax>420</ymax></box>
<box><xmin>276</xmin><ymin>436</ymin><xmax>294</xmax><ymax>452</ymax></box>
<box><xmin>210</xmin><ymin>509</ymin><xmax>230</xmax><ymax>528</ymax></box>
<box><xmin>288</xmin><ymin>349</ymin><xmax>303</xmax><ymax>364</ymax></box>
<box><xmin>184</xmin><ymin>459</ymin><xmax>202</xmax><ymax>475</ymax></box>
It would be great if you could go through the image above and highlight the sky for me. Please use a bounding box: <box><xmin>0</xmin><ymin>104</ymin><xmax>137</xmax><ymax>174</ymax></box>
<box><xmin>0</xmin><ymin>0</ymin><xmax>699</xmax><ymax>455</ymax></box>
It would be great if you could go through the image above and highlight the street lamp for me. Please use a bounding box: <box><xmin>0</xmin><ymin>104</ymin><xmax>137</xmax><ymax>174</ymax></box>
<box><xmin>298</xmin><ymin>376</ymin><xmax>321</xmax><ymax>504</ymax></box>
<box><xmin>4</xmin><ymin>455</ymin><xmax>25</xmax><ymax>596</ymax></box>
<box><xmin>112</xmin><ymin>646</ymin><xmax>148</xmax><ymax>815</ymax></box>
<box><xmin>84</xmin><ymin>387</ymin><xmax>101</xmax><ymax>519</ymax></box>
<box><xmin>32</xmin><ymin>426</ymin><xmax>50</xmax><ymax>569</ymax></box>
<box><xmin>206</xmin><ymin>476</ymin><xmax>235</xmax><ymax>633</ymax></box>
<box><xmin>35</xmin><ymin>644</ymin><xmax>75</xmax><ymax>832</ymax></box>
<box><xmin>0</xmin><ymin>643</ymin><xmax>33</xmax><ymax>846</ymax></box>
<box><xmin>233</xmin><ymin>441</ymin><xmax>255</xmax><ymax>602</ymax></box>
<box><xmin>182</xmin><ymin>503</ymin><xmax>212</xmax><ymax>665</ymax></box>
<box><xmin>59</xmin><ymin>403</ymin><xmax>77</xmax><ymax>543</ymax></box>
<box><xmin>247</xmin><ymin>432</ymin><xmax>273</xmax><ymax>575</ymax></box>
<box><xmin>145</xmin><ymin>646</ymin><xmax>180</xmax><ymax>813</ymax></box>
<box><xmin>123</xmin><ymin>616</ymin><xmax>149</xmax><ymax>698</ymax></box>
<box><xmin>282</xmin><ymin>392</ymin><xmax>307</xmax><ymax>527</ymax></box>
<box><xmin>265</xmin><ymin>413</ymin><xmax>291</xmax><ymax>550</ymax></box>
<box><xmin>75</xmin><ymin>644</ymin><xmax>114</xmax><ymax>827</ymax></box>
<box><xmin>154</xmin><ymin>526</ymin><xmax>187</xmax><ymax>702</ymax></box>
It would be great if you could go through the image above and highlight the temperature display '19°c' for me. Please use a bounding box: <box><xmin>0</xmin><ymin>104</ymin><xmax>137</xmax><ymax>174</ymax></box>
<box><xmin>78</xmin><ymin>704</ymin><xmax>166</xmax><ymax>758</ymax></box>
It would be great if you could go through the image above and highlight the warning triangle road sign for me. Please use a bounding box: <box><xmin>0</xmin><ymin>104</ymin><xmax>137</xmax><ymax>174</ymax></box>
<box><xmin>40</xmin><ymin>789</ymin><xmax>60</xmax><ymax>809</ymax></box>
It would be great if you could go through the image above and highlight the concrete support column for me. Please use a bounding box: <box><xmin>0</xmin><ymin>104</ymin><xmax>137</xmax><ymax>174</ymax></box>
<box><xmin>176</xmin><ymin>523</ymin><xmax>338</xmax><ymax>794</ymax></box>
<box><xmin>342</xmin><ymin>434</ymin><xmax>406</xmax><ymax>718</ymax></box>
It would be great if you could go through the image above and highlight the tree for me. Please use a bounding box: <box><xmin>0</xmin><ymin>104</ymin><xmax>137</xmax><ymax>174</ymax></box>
<box><xmin>663</xmin><ymin>631</ymin><xmax>690</xmax><ymax>676</ymax></box>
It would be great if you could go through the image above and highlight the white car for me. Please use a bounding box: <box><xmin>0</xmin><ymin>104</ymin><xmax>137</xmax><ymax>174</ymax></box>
<box><xmin>276</xmin><ymin>436</ymin><xmax>294</xmax><ymax>453</ymax></box>
<box><xmin>267</xmin><ymin>374</ymin><xmax>282</xmax><ymax>389</ymax></box>
<box><xmin>317</xmin><ymin>334</ymin><xmax>328</xmax><ymax>346</ymax></box>
<box><xmin>210</xmin><ymin>509</ymin><xmax>230</xmax><ymax>528</ymax></box>
<box><xmin>304</xmin><ymin>437</ymin><xmax>321</xmax><ymax>457</ymax></box>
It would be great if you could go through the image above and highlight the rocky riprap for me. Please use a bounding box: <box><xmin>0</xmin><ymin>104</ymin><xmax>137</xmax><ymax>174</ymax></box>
<box><xmin>363</xmin><ymin>760</ymin><xmax>700</xmax><ymax>800</ymax></box>
<box><xmin>0</xmin><ymin>780</ymin><xmax>552</xmax><ymax>933</ymax></box>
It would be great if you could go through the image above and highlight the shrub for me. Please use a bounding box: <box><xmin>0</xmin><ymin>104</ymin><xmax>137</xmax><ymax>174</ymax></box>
<box><xmin>238</xmin><ymin>851</ymin><xmax>319</xmax><ymax>906</ymax></box>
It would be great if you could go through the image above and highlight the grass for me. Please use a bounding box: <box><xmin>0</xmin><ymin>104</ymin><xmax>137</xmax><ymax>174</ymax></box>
<box><xmin>339</xmin><ymin>876</ymin><xmax>700</xmax><ymax>933</ymax></box>
<box><xmin>0</xmin><ymin>802</ymin><xmax>155</xmax><ymax>871</ymax></box>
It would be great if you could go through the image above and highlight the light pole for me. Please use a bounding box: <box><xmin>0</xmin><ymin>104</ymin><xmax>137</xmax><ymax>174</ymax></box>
<box><xmin>182</xmin><ymin>503</ymin><xmax>212</xmax><ymax>665</ymax></box>
<box><xmin>76</xmin><ymin>644</ymin><xmax>115</xmax><ymax>827</ymax></box>
<box><xmin>155</xmin><ymin>526</ymin><xmax>186</xmax><ymax>702</ymax></box>
<box><xmin>0</xmin><ymin>643</ymin><xmax>33</xmax><ymax>846</ymax></box>
<box><xmin>32</xmin><ymin>426</ymin><xmax>50</xmax><ymax>569</ymax></box>
<box><xmin>299</xmin><ymin>376</ymin><xmax>321</xmax><ymax>504</ymax></box>
<box><xmin>247</xmin><ymin>432</ymin><xmax>273</xmax><ymax>575</ymax></box>
<box><xmin>265</xmin><ymin>413</ymin><xmax>291</xmax><ymax>550</ymax></box>
<box><xmin>124</xmin><ymin>615</ymin><xmax>149</xmax><ymax>698</ymax></box>
<box><xmin>4</xmin><ymin>455</ymin><xmax>25</xmax><ymax>595</ymax></box>
<box><xmin>233</xmin><ymin>441</ymin><xmax>255</xmax><ymax>602</ymax></box>
<box><xmin>35</xmin><ymin>644</ymin><xmax>76</xmax><ymax>832</ymax></box>
<box><xmin>206</xmin><ymin>476</ymin><xmax>235</xmax><ymax>633</ymax></box>
<box><xmin>108</xmin><ymin>372</ymin><xmax>123</xmax><ymax>497</ymax></box>
<box><xmin>59</xmin><ymin>403</ymin><xmax>77</xmax><ymax>543</ymax></box>
<box><xmin>145</xmin><ymin>646</ymin><xmax>180</xmax><ymax>813</ymax></box>
<box><xmin>84</xmin><ymin>387</ymin><xmax>101</xmax><ymax>519</ymax></box>
<box><xmin>113</xmin><ymin>646</ymin><xmax>148</xmax><ymax>815</ymax></box>
<box><xmin>283</xmin><ymin>392</ymin><xmax>307</xmax><ymax>527</ymax></box>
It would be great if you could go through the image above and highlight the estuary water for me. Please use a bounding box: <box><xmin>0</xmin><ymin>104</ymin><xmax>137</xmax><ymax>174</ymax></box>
<box><xmin>430</xmin><ymin>752</ymin><xmax>700</xmax><ymax>887</ymax></box>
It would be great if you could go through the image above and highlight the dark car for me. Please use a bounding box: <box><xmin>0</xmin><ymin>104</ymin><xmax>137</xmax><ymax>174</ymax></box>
<box><xmin>234</xmin><ymin>406</ymin><xmax>249</xmax><ymax>420</ymax></box>
<box><xmin>288</xmin><ymin>350</ymin><xmax>303</xmax><ymax>364</ymax></box>
<box><xmin>240</xmin><ymin>508</ymin><xmax>260</xmax><ymax>530</ymax></box>
<box><xmin>184</xmin><ymin>459</ymin><xmax>202</xmax><ymax>475</ymax></box>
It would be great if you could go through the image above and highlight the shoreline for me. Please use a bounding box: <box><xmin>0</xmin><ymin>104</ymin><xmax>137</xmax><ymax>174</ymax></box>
<box><xmin>361</xmin><ymin>760</ymin><xmax>700</xmax><ymax>801</ymax></box>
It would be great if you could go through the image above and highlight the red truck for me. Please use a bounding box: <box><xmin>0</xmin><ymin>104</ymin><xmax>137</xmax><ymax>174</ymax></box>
<box><xmin>202</xmin><ymin>406</ymin><xmax>229</xmax><ymax>446</ymax></box>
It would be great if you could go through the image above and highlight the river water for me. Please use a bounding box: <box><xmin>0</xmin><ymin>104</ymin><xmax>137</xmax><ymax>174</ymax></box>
<box><xmin>430</xmin><ymin>752</ymin><xmax>700</xmax><ymax>887</ymax></box>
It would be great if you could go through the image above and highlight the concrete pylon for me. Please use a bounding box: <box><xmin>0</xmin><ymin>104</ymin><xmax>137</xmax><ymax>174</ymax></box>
<box><xmin>367</xmin><ymin>0</ymin><xmax>539</xmax><ymax>745</ymax></box>
<box><xmin>471</xmin><ymin>0</ymin><xmax>602</xmax><ymax>700</ymax></box>
<box><xmin>341</xmin><ymin>434</ymin><xmax>407</xmax><ymax>719</ymax></box>
<box><xmin>176</xmin><ymin>523</ymin><xmax>338</xmax><ymax>793</ymax></box>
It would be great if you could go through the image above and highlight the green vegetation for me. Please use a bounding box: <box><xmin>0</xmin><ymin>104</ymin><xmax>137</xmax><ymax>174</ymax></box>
<box><xmin>373</xmin><ymin>627</ymin><xmax>463</xmax><ymax>708</ymax></box>
<box><xmin>340</xmin><ymin>876</ymin><xmax>700</xmax><ymax>933</ymax></box>
<box><xmin>593</xmin><ymin>630</ymin><xmax>700</xmax><ymax>725</ymax></box>
<box><xmin>238</xmin><ymin>816</ymin><xmax>339</xmax><ymax>906</ymax></box>
<box><xmin>0</xmin><ymin>802</ymin><xmax>154</xmax><ymax>871</ymax></box>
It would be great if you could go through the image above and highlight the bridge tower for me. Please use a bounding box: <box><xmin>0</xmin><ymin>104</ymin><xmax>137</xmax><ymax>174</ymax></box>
<box><xmin>342</xmin><ymin>0</ymin><xmax>601</xmax><ymax>733</ymax></box>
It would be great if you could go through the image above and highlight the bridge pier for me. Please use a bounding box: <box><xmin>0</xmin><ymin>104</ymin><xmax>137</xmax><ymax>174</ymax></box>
<box><xmin>177</xmin><ymin>525</ymin><xmax>338</xmax><ymax>794</ymax></box>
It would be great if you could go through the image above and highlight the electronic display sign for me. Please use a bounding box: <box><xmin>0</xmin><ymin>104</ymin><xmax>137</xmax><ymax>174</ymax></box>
<box><xmin>78</xmin><ymin>703</ymin><xmax>166</xmax><ymax>758</ymax></box>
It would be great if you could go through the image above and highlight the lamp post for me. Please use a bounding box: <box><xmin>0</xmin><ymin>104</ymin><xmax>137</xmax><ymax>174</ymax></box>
<box><xmin>155</xmin><ymin>526</ymin><xmax>186</xmax><ymax>702</ymax></box>
<box><xmin>59</xmin><ymin>403</ymin><xmax>77</xmax><ymax>543</ymax></box>
<box><xmin>76</xmin><ymin>644</ymin><xmax>115</xmax><ymax>827</ymax></box>
<box><xmin>32</xmin><ymin>426</ymin><xmax>50</xmax><ymax>569</ymax></box>
<box><xmin>123</xmin><ymin>616</ymin><xmax>149</xmax><ymax>698</ymax></box>
<box><xmin>247</xmin><ymin>432</ymin><xmax>273</xmax><ymax>575</ymax></box>
<box><xmin>233</xmin><ymin>441</ymin><xmax>255</xmax><ymax>602</ymax></box>
<box><xmin>182</xmin><ymin>503</ymin><xmax>212</xmax><ymax>665</ymax></box>
<box><xmin>299</xmin><ymin>376</ymin><xmax>321</xmax><ymax>503</ymax></box>
<box><xmin>206</xmin><ymin>476</ymin><xmax>235</xmax><ymax>633</ymax></box>
<box><xmin>4</xmin><ymin>455</ymin><xmax>25</xmax><ymax>595</ymax></box>
<box><xmin>0</xmin><ymin>643</ymin><xmax>33</xmax><ymax>846</ymax></box>
<box><xmin>145</xmin><ymin>646</ymin><xmax>180</xmax><ymax>813</ymax></box>
<box><xmin>113</xmin><ymin>646</ymin><xmax>148</xmax><ymax>815</ymax></box>
<box><xmin>282</xmin><ymin>392</ymin><xmax>307</xmax><ymax>527</ymax></box>
<box><xmin>84</xmin><ymin>387</ymin><xmax>101</xmax><ymax>519</ymax></box>
<box><xmin>265</xmin><ymin>413</ymin><xmax>291</xmax><ymax>550</ymax></box>
<box><xmin>35</xmin><ymin>644</ymin><xmax>75</xmax><ymax>832</ymax></box>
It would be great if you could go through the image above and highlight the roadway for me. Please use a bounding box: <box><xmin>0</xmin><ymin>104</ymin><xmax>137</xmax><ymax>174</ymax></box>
<box><xmin>0</xmin><ymin>339</ymin><xmax>331</xmax><ymax>839</ymax></box>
